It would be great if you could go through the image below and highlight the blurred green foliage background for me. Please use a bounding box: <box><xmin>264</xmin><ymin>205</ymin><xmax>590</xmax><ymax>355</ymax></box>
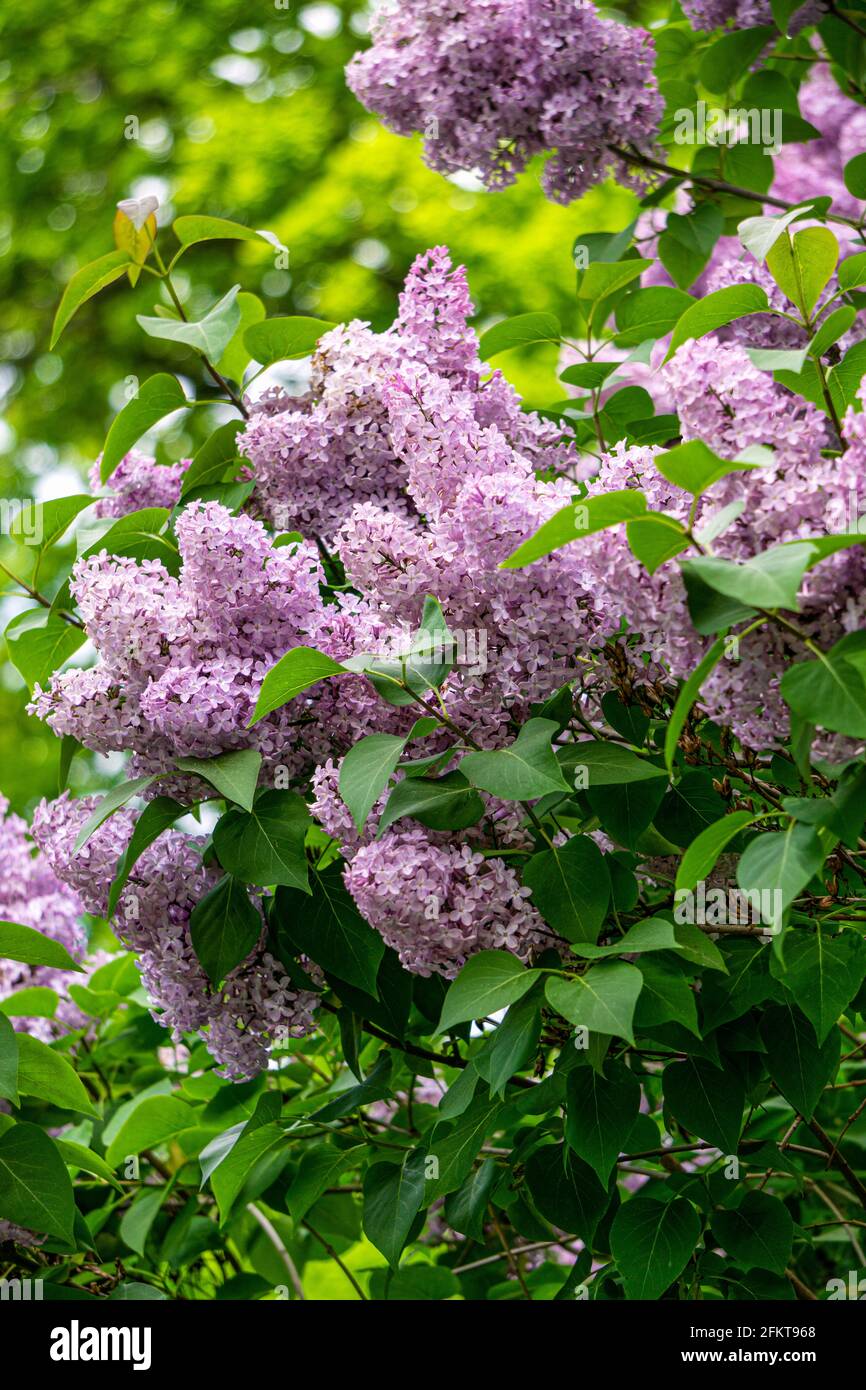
<box><xmin>0</xmin><ymin>0</ymin><xmax>643</xmax><ymax>812</ymax></box>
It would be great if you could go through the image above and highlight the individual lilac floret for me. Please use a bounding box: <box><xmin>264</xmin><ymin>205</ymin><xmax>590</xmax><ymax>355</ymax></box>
<box><xmin>346</xmin><ymin>0</ymin><xmax>663</xmax><ymax>204</ymax></box>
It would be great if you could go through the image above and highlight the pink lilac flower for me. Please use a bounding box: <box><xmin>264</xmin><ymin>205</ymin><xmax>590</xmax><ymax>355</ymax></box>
<box><xmin>89</xmin><ymin>449</ymin><xmax>188</xmax><ymax>518</ymax></box>
<box><xmin>572</xmin><ymin>342</ymin><xmax>866</xmax><ymax>748</ymax></box>
<box><xmin>0</xmin><ymin>795</ymin><xmax>89</xmax><ymax>1042</ymax></box>
<box><xmin>240</xmin><ymin>247</ymin><xmax>572</xmax><ymax>538</ymax></box>
<box><xmin>31</xmin><ymin>793</ymin><xmax>320</xmax><ymax>1080</ymax></box>
<box><xmin>345</xmin><ymin>0</ymin><xmax>663</xmax><ymax>205</ymax></box>
<box><xmin>680</xmin><ymin>0</ymin><xmax>823</xmax><ymax>31</ymax></box>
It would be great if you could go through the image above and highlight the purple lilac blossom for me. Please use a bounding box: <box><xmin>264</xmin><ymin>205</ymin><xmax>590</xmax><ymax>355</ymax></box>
<box><xmin>0</xmin><ymin>795</ymin><xmax>89</xmax><ymax>1042</ymax></box>
<box><xmin>345</xmin><ymin>0</ymin><xmax>663</xmax><ymax>204</ymax></box>
<box><xmin>31</xmin><ymin>793</ymin><xmax>320</xmax><ymax>1080</ymax></box>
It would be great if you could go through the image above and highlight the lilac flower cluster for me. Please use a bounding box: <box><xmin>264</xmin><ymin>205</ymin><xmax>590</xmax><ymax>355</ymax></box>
<box><xmin>0</xmin><ymin>795</ymin><xmax>88</xmax><ymax>1042</ymax></box>
<box><xmin>345</xmin><ymin>0</ymin><xmax>663</xmax><ymax>204</ymax></box>
<box><xmin>679</xmin><ymin>0</ymin><xmax>823</xmax><ymax>32</ymax></box>
<box><xmin>240</xmin><ymin>247</ymin><xmax>572</xmax><ymax>539</ymax></box>
<box><xmin>575</xmin><ymin>340</ymin><xmax>866</xmax><ymax>748</ymax></box>
<box><xmin>89</xmin><ymin>449</ymin><xmax>188</xmax><ymax>519</ymax></box>
<box><xmin>312</xmin><ymin>760</ymin><xmax>544</xmax><ymax>977</ymax></box>
<box><xmin>32</xmin><ymin>793</ymin><xmax>320</xmax><ymax>1079</ymax></box>
<box><xmin>29</xmin><ymin>501</ymin><xmax>398</xmax><ymax>784</ymax></box>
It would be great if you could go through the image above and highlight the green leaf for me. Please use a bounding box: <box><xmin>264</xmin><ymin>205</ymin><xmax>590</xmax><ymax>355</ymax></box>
<box><xmin>760</xmin><ymin>1003</ymin><xmax>840</xmax><ymax>1118</ymax></box>
<box><xmin>107</xmin><ymin>796</ymin><xmax>184</xmax><ymax>916</ymax></box>
<box><xmin>119</xmin><ymin>1187</ymin><xmax>167</xmax><ymax>1258</ymax></box>
<box><xmin>586</xmin><ymin>777</ymin><xmax>667</xmax><ymax>850</ymax></box>
<box><xmin>350</xmin><ymin>595</ymin><xmax>456</xmax><ymax>706</ymax></box>
<box><xmin>738</xmin><ymin>205</ymin><xmax>814</xmax><ymax>263</ymax></box>
<box><xmin>285</xmin><ymin>1143</ymin><xmax>366</xmax><ymax>1223</ymax></box>
<box><xmin>460</xmin><ymin>718</ymin><xmax>569</xmax><ymax>801</ymax></box>
<box><xmin>501</xmin><ymin>489</ymin><xmax>647</xmax><ymax>569</ymax></box>
<box><xmin>362</xmin><ymin>1150</ymin><xmax>427</xmax><ymax>1268</ymax></box>
<box><xmin>712</xmin><ymin>1192</ymin><xmax>794</xmax><ymax>1275</ymax></box>
<box><xmin>51</xmin><ymin>249</ymin><xmax>133</xmax><ymax>348</ymax></box>
<box><xmin>809</xmin><ymin>305</ymin><xmax>857</xmax><ymax>359</ymax></box>
<box><xmin>614</xmin><ymin>287</ymin><xmax>695</xmax><ymax>345</ymax></box>
<box><xmin>100</xmin><ymin>374</ymin><xmax>188</xmax><ymax>483</ymax></box>
<box><xmin>656</xmin><ymin>439</ymin><xmax>759</xmax><ymax>496</ymax></box>
<box><xmin>737</xmin><ymin>823</ymin><xmax>826</xmax><ymax>930</ymax></box>
<box><xmin>781</xmin><ymin>634</ymin><xmax>866</xmax><ymax>738</ymax></box>
<box><xmin>244</xmin><ymin>315</ymin><xmax>337</xmax><ymax>365</ymax></box>
<box><xmin>767</xmin><ymin>227</ymin><xmax>839</xmax><ymax>318</ymax></box>
<box><xmin>0</xmin><ymin>1015</ymin><xmax>18</xmax><ymax>1106</ymax></box>
<box><xmin>105</xmin><ymin>1095</ymin><xmax>195</xmax><ymax>1169</ymax></box>
<box><xmin>474</xmin><ymin>989</ymin><xmax>542</xmax><ymax>1096</ymax></box>
<box><xmin>838</xmin><ymin>250</ymin><xmax>866</xmax><ymax>293</ymax></box>
<box><xmin>176</xmin><ymin>748</ymin><xmax>262</xmax><ymax>812</ymax></box>
<box><xmin>213</xmin><ymin>789</ymin><xmax>310</xmax><ymax>891</ymax></box>
<box><xmin>210</xmin><ymin>1119</ymin><xmax>285</xmax><ymax>1222</ymax></box>
<box><xmin>683</xmin><ymin>541</ymin><xmax>818</xmax><ymax>613</ymax></box>
<box><xmin>771</xmin><ymin>927</ymin><xmax>866</xmax><ymax>1043</ymax></box>
<box><xmin>73</xmin><ymin>775</ymin><xmax>156</xmax><ymax>854</ymax></box>
<box><xmin>443</xmin><ymin>1158</ymin><xmax>498</xmax><ymax>1241</ymax></box>
<box><xmin>523</xmin><ymin>836</ymin><xmax>610</xmax><ymax>944</ymax></box>
<box><xmin>340</xmin><ymin>734</ymin><xmax>407</xmax><ymax>831</ymax></box>
<box><xmin>16</xmin><ymin>1034</ymin><xmax>98</xmax><ymax>1117</ymax></box>
<box><xmin>829</xmin><ymin>340</ymin><xmax>866</xmax><ymax>410</ymax></box>
<box><xmin>215</xmin><ymin>291</ymin><xmax>267</xmax><ymax>383</ymax></box>
<box><xmin>844</xmin><ymin>152</ymin><xmax>866</xmax><ymax>199</ymax></box>
<box><xmin>0</xmin><ymin>920</ymin><xmax>84</xmax><ymax>973</ymax></box>
<box><xmin>137</xmin><ymin>285</ymin><xmax>241</xmax><ymax>360</ymax></box>
<box><xmin>172</xmin><ymin>215</ymin><xmax>273</xmax><ymax>248</ymax></box>
<box><xmin>559</xmin><ymin>361</ymin><xmax>617</xmax><ymax>389</ymax></box>
<box><xmin>377</xmin><ymin>770</ymin><xmax>485</xmax><ymax>835</ymax></box>
<box><xmin>425</xmin><ymin>1093</ymin><xmax>502</xmax><ymax>1200</ymax></box>
<box><xmin>179</xmin><ymin>421</ymin><xmax>245</xmax><ymax>498</ymax></box>
<box><xmin>5</xmin><ymin>609</ymin><xmax>86</xmax><ymax>693</ymax></box>
<box><xmin>665</xmin><ymin>285</ymin><xmax>770</xmax><ymax>363</ymax></box>
<box><xmin>545</xmin><ymin>963</ymin><xmax>643</xmax><ymax>1044</ymax></box>
<box><xmin>7</xmin><ymin>494</ymin><xmax>93</xmax><ymax>550</ymax></box>
<box><xmin>0</xmin><ymin>1124</ymin><xmax>75</xmax><ymax>1242</ymax></box>
<box><xmin>565</xmin><ymin>1059</ymin><xmax>641</xmax><ymax>1183</ymax></box>
<box><xmin>577</xmin><ymin>259</ymin><xmax>653</xmax><ymax>305</ymax></box>
<box><xmin>524</xmin><ymin>1143</ymin><xmax>609</xmax><ymax>1243</ymax></box>
<box><xmin>560</xmin><ymin>740</ymin><xmax>667</xmax><ymax>786</ymax></box>
<box><xmin>634</xmin><ymin>956</ymin><xmax>700</xmax><ymax>1036</ymax></box>
<box><xmin>676</xmin><ymin>811</ymin><xmax>759</xmax><ymax>892</ymax></box>
<box><xmin>479</xmin><ymin>312</ymin><xmax>562</xmax><ymax>359</ymax></box>
<box><xmin>664</xmin><ymin>637</ymin><xmax>728</xmax><ymax>774</ymax></box>
<box><xmin>189</xmin><ymin>875</ymin><xmax>262</xmax><ymax>985</ymax></box>
<box><xmin>699</xmin><ymin>26</ymin><xmax>774</xmax><ymax>92</ymax></box>
<box><xmin>569</xmin><ymin>916</ymin><xmax>682</xmax><ymax>960</ymax></box>
<box><xmin>610</xmin><ymin>1197</ymin><xmax>700</xmax><ymax>1300</ymax></box>
<box><xmin>249</xmin><ymin>645</ymin><xmax>347</xmax><ymax>725</ymax></box>
<box><xmin>273</xmin><ymin>862</ymin><xmax>384</xmax><ymax>995</ymax></box>
<box><xmin>626</xmin><ymin>514</ymin><xmax>690</xmax><ymax>574</ymax></box>
<box><xmin>0</xmin><ymin>987</ymin><xmax>58</xmax><ymax>1020</ymax></box>
<box><xmin>658</xmin><ymin>205</ymin><xmax>724</xmax><ymax>289</ymax></box>
<box><xmin>664</xmin><ymin>1057</ymin><xmax>744</xmax><ymax>1153</ymax></box>
<box><xmin>437</xmin><ymin>951</ymin><xmax>543</xmax><ymax>1033</ymax></box>
<box><xmin>79</xmin><ymin>506</ymin><xmax>180</xmax><ymax>570</ymax></box>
